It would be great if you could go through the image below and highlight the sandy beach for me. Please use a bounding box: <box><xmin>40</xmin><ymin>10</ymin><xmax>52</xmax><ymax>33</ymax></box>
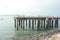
<box><xmin>48</xmin><ymin>33</ymin><xmax>60</xmax><ymax>40</ymax></box>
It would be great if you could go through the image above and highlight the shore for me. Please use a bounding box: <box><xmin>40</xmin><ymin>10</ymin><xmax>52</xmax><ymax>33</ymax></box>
<box><xmin>12</xmin><ymin>29</ymin><xmax>60</xmax><ymax>40</ymax></box>
<box><xmin>38</xmin><ymin>29</ymin><xmax>60</xmax><ymax>40</ymax></box>
<box><xmin>48</xmin><ymin>33</ymin><xmax>60</xmax><ymax>40</ymax></box>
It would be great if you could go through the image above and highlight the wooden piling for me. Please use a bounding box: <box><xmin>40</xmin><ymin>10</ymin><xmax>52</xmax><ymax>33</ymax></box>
<box><xmin>14</xmin><ymin>16</ymin><xmax>60</xmax><ymax>30</ymax></box>
<box><xmin>32</xmin><ymin>19</ymin><xmax>34</xmax><ymax>29</ymax></box>
<box><xmin>55</xmin><ymin>19</ymin><xmax>58</xmax><ymax>28</ymax></box>
<box><xmin>23</xmin><ymin>19</ymin><xmax>24</xmax><ymax>30</ymax></box>
<box><xmin>52</xmin><ymin>20</ymin><xmax>53</xmax><ymax>28</ymax></box>
<box><xmin>21</xmin><ymin>19</ymin><xmax>22</xmax><ymax>28</ymax></box>
<box><xmin>44</xmin><ymin>19</ymin><xmax>45</xmax><ymax>29</ymax></box>
<box><xmin>46</xmin><ymin>18</ymin><xmax>49</xmax><ymax>29</ymax></box>
<box><xmin>16</xmin><ymin>19</ymin><xmax>18</xmax><ymax>30</ymax></box>
<box><xmin>35</xmin><ymin>19</ymin><xmax>36</xmax><ymax>25</ymax></box>
<box><xmin>19</xmin><ymin>19</ymin><xmax>20</xmax><ymax>26</ymax></box>
<box><xmin>35</xmin><ymin>19</ymin><xmax>36</xmax><ymax>29</ymax></box>
<box><xmin>48</xmin><ymin>19</ymin><xmax>51</xmax><ymax>28</ymax></box>
<box><xmin>14</xmin><ymin>19</ymin><xmax>16</xmax><ymax>28</ymax></box>
<box><xmin>26</xmin><ymin>19</ymin><xmax>27</xmax><ymax>28</ymax></box>
<box><xmin>41</xmin><ymin>20</ymin><xmax>42</xmax><ymax>28</ymax></box>
<box><xmin>57</xmin><ymin>19</ymin><xmax>58</xmax><ymax>28</ymax></box>
<box><xmin>29</xmin><ymin>19</ymin><xmax>31</xmax><ymax>28</ymax></box>
<box><xmin>37</xmin><ymin>19</ymin><xmax>40</xmax><ymax>30</ymax></box>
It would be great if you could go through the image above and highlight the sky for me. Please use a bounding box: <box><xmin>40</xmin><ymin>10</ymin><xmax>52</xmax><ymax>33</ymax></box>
<box><xmin>0</xmin><ymin>0</ymin><xmax>60</xmax><ymax>16</ymax></box>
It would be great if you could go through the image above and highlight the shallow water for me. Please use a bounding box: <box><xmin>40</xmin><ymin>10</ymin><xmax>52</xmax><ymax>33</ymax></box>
<box><xmin>0</xmin><ymin>16</ymin><xmax>15</xmax><ymax>40</ymax></box>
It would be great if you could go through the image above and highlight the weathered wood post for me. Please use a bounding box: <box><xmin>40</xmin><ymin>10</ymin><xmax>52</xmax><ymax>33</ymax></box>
<box><xmin>57</xmin><ymin>19</ymin><xmax>58</xmax><ymax>28</ymax></box>
<box><xmin>19</xmin><ymin>19</ymin><xmax>20</xmax><ymax>26</ymax></box>
<box><xmin>23</xmin><ymin>19</ymin><xmax>24</xmax><ymax>30</ymax></box>
<box><xmin>52</xmin><ymin>19</ymin><xmax>53</xmax><ymax>28</ymax></box>
<box><xmin>29</xmin><ymin>19</ymin><xmax>31</xmax><ymax>28</ymax></box>
<box><xmin>32</xmin><ymin>19</ymin><xmax>34</xmax><ymax>29</ymax></box>
<box><xmin>46</xmin><ymin>18</ymin><xmax>49</xmax><ymax>29</ymax></box>
<box><xmin>48</xmin><ymin>19</ymin><xmax>51</xmax><ymax>29</ymax></box>
<box><xmin>37</xmin><ymin>19</ymin><xmax>40</xmax><ymax>30</ymax></box>
<box><xmin>42</xmin><ymin>19</ymin><xmax>44</xmax><ymax>29</ymax></box>
<box><xmin>26</xmin><ymin>19</ymin><xmax>27</xmax><ymax>29</ymax></box>
<box><xmin>41</xmin><ymin>20</ymin><xmax>42</xmax><ymax>28</ymax></box>
<box><xmin>50</xmin><ymin>19</ymin><xmax>52</xmax><ymax>28</ymax></box>
<box><xmin>35</xmin><ymin>19</ymin><xmax>36</xmax><ymax>29</ymax></box>
<box><xmin>16</xmin><ymin>19</ymin><xmax>19</xmax><ymax>30</ymax></box>
<box><xmin>35</xmin><ymin>19</ymin><xmax>36</xmax><ymax>26</ymax></box>
<box><xmin>14</xmin><ymin>18</ymin><xmax>16</xmax><ymax>28</ymax></box>
<box><xmin>21</xmin><ymin>19</ymin><xmax>22</xmax><ymax>28</ymax></box>
<box><xmin>44</xmin><ymin>19</ymin><xmax>45</xmax><ymax>29</ymax></box>
<box><xmin>55</xmin><ymin>19</ymin><xmax>58</xmax><ymax>28</ymax></box>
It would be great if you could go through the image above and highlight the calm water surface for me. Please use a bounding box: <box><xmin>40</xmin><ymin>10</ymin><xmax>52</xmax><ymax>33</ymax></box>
<box><xmin>0</xmin><ymin>16</ymin><xmax>15</xmax><ymax>40</ymax></box>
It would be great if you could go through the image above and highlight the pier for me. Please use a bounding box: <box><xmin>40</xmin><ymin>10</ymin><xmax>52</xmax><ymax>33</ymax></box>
<box><xmin>14</xmin><ymin>16</ymin><xmax>60</xmax><ymax>30</ymax></box>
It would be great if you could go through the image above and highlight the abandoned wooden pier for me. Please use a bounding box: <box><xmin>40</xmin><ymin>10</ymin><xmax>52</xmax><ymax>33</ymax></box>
<box><xmin>14</xmin><ymin>16</ymin><xmax>60</xmax><ymax>30</ymax></box>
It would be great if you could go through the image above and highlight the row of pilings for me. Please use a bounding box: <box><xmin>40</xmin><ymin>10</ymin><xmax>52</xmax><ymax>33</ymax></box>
<box><xmin>14</xmin><ymin>17</ymin><xmax>59</xmax><ymax>30</ymax></box>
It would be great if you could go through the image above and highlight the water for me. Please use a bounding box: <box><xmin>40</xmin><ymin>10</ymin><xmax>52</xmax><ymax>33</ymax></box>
<box><xmin>0</xmin><ymin>16</ymin><xmax>15</xmax><ymax>40</ymax></box>
<box><xmin>0</xmin><ymin>16</ymin><xmax>60</xmax><ymax>40</ymax></box>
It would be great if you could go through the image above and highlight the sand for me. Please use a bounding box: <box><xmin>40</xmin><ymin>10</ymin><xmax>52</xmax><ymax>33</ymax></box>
<box><xmin>48</xmin><ymin>33</ymin><xmax>60</xmax><ymax>40</ymax></box>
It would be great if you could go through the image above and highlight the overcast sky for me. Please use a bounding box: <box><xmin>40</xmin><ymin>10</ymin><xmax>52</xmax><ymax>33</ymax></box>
<box><xmin>0</xmin><ymin>0</ymin><xmax>60</xmax><ymax>16</ymax></box>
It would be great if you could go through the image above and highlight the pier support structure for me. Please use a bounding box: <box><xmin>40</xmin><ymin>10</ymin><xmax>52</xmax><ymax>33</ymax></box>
<box><xmin>14</xmin><ymin>17</ymin><xmax>59</xmax><ymax>30</ymax></box>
